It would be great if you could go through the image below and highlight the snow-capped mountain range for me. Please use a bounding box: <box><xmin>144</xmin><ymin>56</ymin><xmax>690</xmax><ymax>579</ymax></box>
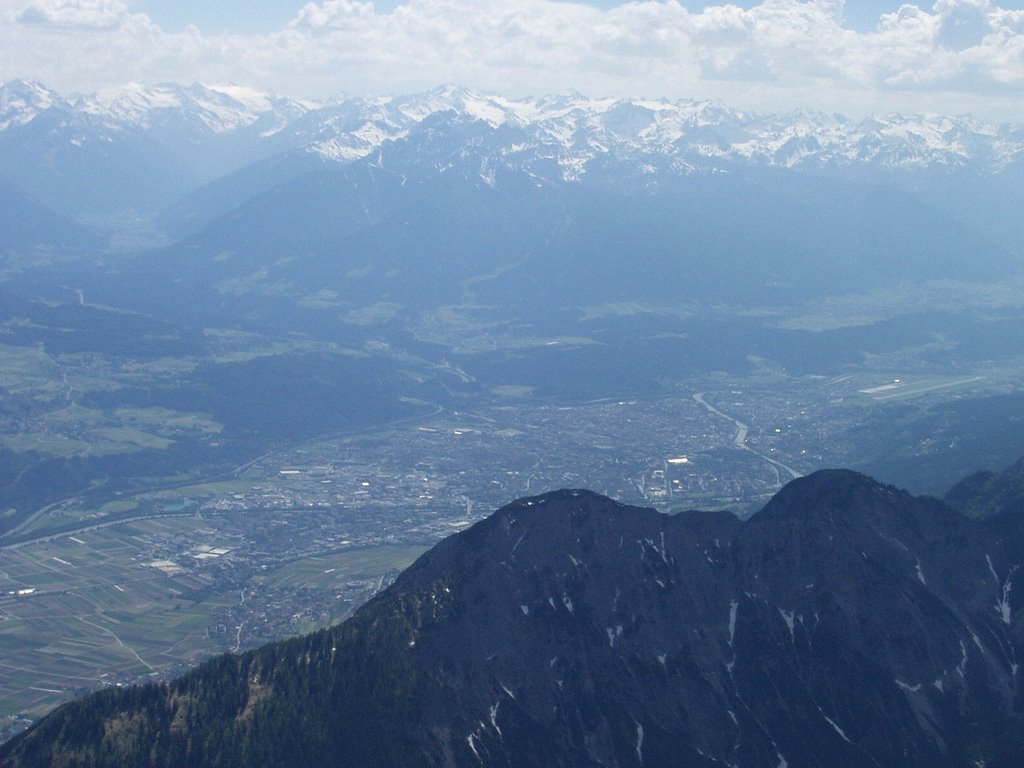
<box><xmin>5</xmin><ymin>77</ymin><xmax>1024</xmax><ymax>258</ymax></box>
<box><xmin>3</xmin><ymin>79</ymin><xmax>1024</xmax><ymax>177</ymax></box>
<box><xmin>0</xmin><ymin>79</ymin><xmax>310</xmax><ymax>135</ymax></box>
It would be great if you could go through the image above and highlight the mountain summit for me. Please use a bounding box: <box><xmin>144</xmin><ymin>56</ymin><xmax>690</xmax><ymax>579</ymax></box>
<box><xmin>3</xmin><ymin>470</ymin><xmax>1023</xmax><ymax>767</ymax></box>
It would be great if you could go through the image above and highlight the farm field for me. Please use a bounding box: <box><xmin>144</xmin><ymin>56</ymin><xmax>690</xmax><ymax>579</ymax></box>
<box><xmin>0</xmin><ymin>513</ymin><xmax>424</xmax><ymax>740</ymax></box>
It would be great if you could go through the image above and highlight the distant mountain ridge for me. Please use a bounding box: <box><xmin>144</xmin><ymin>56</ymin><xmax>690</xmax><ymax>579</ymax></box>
<box><xmin>4</xmin><ymin>79</ymin><xmax>1024</xmax><ymax>225</ymax></box>
<box><xmin>3</xmin><ymin>467</ymin><xmax>1023</xmax><ymax>767</ymax></box>
<box><xmin>0</xmin><ymin>79</ymin><xmax>311</xmax><ymax>137</ymax></box>
<box><xmin>5</xmin><ymin>80</ymin><xmax>1024</xmax><ymax>174</ymax></box>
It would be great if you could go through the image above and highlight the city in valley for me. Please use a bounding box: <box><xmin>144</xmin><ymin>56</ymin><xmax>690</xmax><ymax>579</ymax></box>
<box><xmin>0</xmin><ymin>367</ymin><xmax>1016</xmax><ymax>741</ymax></box>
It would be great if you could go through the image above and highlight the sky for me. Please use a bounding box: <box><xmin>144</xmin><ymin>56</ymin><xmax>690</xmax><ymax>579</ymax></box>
<box><xmin>3</xmin><ymin>0</ymin><xmax>1024</xmax><ymax>119</ymax></box>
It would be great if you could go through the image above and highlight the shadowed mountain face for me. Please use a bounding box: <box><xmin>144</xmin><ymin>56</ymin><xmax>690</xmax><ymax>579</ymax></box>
<box><xmin>3</xmin><ymin>470</ymin><xmax>1023</xmax><ymax>767</ymax></box>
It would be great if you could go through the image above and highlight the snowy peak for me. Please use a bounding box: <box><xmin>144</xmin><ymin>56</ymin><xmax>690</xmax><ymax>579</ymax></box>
<box><xmin>0</xmin><ymin>80</ymin><xmax>312</xmax><ymax>138</ymax></box>
<box><xmin>290</xmin><ymin>95</ymin><xmax>418</xmax><ymax>163</ymax></box>
<box><xmin>89</xmin><ymin>82</ymin><xmax>313</xmax><ymax>134</ymax></box>
<box><xmin>392</xmin><ymin>84</ymin><xmax>520</xmax><ymax>127</ymax></box>
<box><xmin>0</xmin><ymin>80</ymin><xmax>58</xmax><ymax>130</ymax></box>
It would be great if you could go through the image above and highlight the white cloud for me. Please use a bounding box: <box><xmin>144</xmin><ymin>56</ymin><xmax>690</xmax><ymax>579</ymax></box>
<box><xmin>2</xmin><ymin>0</ymin><xmax>1024</xmax><ymax>119</ymax></box>
<box><xmin>290</xmin><ymin>0</ymin><xmax>377</xmax><ymax>30</ymax></box>
<box><xmin>14</xmin><ymin>0</ymin><xmax>136</xmax><ymax>29</ymax></box>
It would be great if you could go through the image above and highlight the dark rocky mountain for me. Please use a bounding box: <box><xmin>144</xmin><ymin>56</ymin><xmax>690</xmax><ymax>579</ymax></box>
<box><xmin>3</xmin><ymin>469</ymin><xmax>1023</xmax><ymax>767</ymax></box>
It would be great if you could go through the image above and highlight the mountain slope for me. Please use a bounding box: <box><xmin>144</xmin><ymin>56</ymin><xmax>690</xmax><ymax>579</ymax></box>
<box><xmin>0</xmin><ymin>80</ymin><xmax>310</xmax><ymax>218</ymax></box>
<box><xmin>946</xmin><ymin>457</ymin><xmax>1024</xmax><ymax>520</ymax></box>
<box><xmin>3</xmin><ymin>470</ymin><xmax>1023</xmax><ymax>767</ymax></box>
<box><xmin>0</xmin><ymin>176</ymin><xmax>97</xmax><ymax>251</ymax></box>
<box><xmin>88</xmin><ymin>122</ymin><xmax>1013</xmax><ymax>335</ymax></box>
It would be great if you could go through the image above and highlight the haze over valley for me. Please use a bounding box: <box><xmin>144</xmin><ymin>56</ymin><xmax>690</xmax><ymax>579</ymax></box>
<box><xmin>1</xmin><ymin>75</ymin><xmax>1023</xmax><ymax>745</ymax></box>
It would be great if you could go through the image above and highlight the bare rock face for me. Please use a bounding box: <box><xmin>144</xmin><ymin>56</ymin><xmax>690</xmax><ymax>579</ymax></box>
<box><xmin>4</xmin><ymin>470</ymin><xmax>1024</xmax><ymax>768</ymax></box>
